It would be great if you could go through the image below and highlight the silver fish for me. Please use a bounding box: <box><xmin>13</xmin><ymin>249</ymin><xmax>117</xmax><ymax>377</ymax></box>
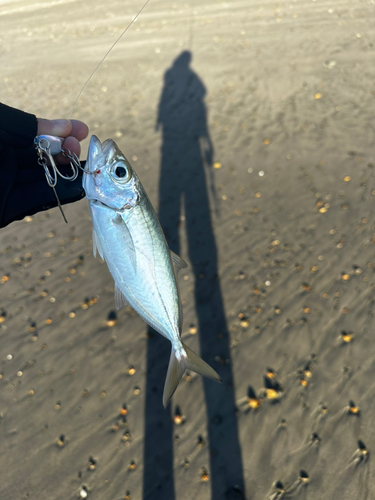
<box><xmin>83</xmin><ymin>135</ymin><xmax>221</xmax><ymax>407</ymax></box>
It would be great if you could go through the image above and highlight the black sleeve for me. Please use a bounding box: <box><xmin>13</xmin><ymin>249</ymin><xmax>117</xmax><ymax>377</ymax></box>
<box><xmin>0</xmin><ymin>103</ymin><xmax>85</xmax><ymax>228</ymax></box>
<box><xmin>0</xmin><ymin>103</ymin><xmax>37</xmax><ymax>149</ymax></box>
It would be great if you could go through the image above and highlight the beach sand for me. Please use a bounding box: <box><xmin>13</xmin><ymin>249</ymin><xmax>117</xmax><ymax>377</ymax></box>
<box><xmin>1</xmin><ymin>0</ymin><xmax>375</xmax><ymax>498</ymax></box>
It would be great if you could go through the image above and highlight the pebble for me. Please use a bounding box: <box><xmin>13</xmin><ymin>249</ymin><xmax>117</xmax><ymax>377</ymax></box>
<box><xmin>173</xmin><ymin>405</ymin><xmax>185</xmax><ymax>425</ymax></box>
<box><xmin>79</xmin><ymin>486</ymin><xmax>88</xmax><ymax>498</ymax></box>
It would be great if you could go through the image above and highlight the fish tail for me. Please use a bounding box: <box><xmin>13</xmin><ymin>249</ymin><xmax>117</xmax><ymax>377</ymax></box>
<box><xmin>163</xmin><ymin>342</ymin><xmax>222</xmax><ymax>408</ymax></box>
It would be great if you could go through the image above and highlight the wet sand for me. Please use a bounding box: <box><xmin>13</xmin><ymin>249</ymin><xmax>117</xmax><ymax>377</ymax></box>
<box><xmin>1</xmin><ymin>0</ymin><xmax>375</xmax><ymax>498</ymax></box>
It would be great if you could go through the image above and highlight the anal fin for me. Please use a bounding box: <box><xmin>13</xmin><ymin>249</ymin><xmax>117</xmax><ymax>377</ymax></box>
<box><xmin>115</xmin><ymin>283</ymin><xmax>128</xmax><ymax>310</ymax></box>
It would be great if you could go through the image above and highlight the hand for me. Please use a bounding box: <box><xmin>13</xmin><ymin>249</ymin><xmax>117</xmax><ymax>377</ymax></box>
<box><xmin>37</xmin><ymin>118</ymin><xmax>89</xmax><ymax>164</ymax></box>
<box><xmin>0</xmin><ymin>117</ymin><xmax>89</xmax><ymax>227</ymax></box>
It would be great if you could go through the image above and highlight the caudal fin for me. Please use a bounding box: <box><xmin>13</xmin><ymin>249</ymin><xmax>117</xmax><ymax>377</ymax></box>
<box><xmin>163</xmin><ymin>342</ymin><xmax>222</xmax><ymax>408</ymax></box>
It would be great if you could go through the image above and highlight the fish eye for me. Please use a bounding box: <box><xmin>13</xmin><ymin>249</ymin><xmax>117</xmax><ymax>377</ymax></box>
<box><xmin>115</xmin><ymin>166</ymin><xmax>127</xmax><ymax>178</ymax></box>
<box><xmin>110</xmin><ymin>162</ymin><xmax>131</xmax><ymax>183</ymax></box>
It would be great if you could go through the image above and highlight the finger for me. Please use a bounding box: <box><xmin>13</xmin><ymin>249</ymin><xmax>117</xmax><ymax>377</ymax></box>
<box><xmin>55</xmin><ymin>136</ymin><xmax>81</xmax><ymax>165</ymax></box>
<box><xmin>37</xmin><ymin>119</ymin><xmax>88</xmax><ymax>164</ymax></box>
<box><xmin>37</xmin><ymin>118</ymin><xmax>72</xmax><ymax>138</ymax></box>
<box><xmin>70</xmin><ymin>120</ymin><xmax>89</xmax><ymax>141</ymax></box>
<box><xmin>37</xmin><ymin>118</ymin><xmax>89</xmax><ymax>141</ymax></box>
<box><xmin>36</xmin><ymin>118</ymin><xmax>89</xmax><ymax>166</ymax></box>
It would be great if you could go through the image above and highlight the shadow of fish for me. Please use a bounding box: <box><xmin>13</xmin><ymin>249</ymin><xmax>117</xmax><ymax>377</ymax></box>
<box><xmin>83</xmin><ymin>135</ymin><xmax>221</xmax><ymax>407</ymax></box>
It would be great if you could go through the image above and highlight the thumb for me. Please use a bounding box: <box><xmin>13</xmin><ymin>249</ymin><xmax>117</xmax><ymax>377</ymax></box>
<box><xmin>37</xmin><ymin>118</ymin><xmax>72</xmax><ymax>138</ymax></box>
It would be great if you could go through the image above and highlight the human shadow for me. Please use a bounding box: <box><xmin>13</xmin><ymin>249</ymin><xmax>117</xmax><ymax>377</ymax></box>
<box><xmin>143</xmin><ymin>51</ymin><xmax>245</xmax><ymax>500</ymax></box>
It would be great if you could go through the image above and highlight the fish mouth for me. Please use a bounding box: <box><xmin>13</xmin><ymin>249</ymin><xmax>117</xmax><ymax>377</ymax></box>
<box><xmin>86</xmin><ymin>135</ymin><xmax>100</xmax><ymax>172</ymax></box>
<box><xmin>86</xmin><ymin>135</ymin><xmax>129</xmax><ymax>174</ymax></box>
<box><xmin>87</xmin><ymin>135</ymin><xmax>122</xmax><ymax>170</ymax></box>
<box><xmin>83</xmin><ymin>135</ymin><xmax>103</xmax><ymax>199</ymax></box>
<box><xmin>86</xmin><ymin>135</ymin><xmax>111</xmax><ymax>173</ymax></box>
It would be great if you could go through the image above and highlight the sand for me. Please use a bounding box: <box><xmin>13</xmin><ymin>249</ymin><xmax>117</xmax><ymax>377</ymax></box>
<box><xmin>1</xmin><ymin>0</ymin><xmax>375</xmax><ymax>498</ymax></box>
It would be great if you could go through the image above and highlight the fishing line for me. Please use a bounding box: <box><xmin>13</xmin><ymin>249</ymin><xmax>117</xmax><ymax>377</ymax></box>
<box><xmin>35</xmin><ymin>0</ymin><xmax>152</xmax><ymax>222</ymax></box>
<box><xmin>69</xmin><ymin>0</ymin><xmax>152</xmax><ymax>119</ymax></box>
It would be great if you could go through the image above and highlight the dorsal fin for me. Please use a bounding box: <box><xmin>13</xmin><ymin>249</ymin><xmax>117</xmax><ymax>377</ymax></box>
<box><xmin>170</xmin><ymin>251</ymin><xmax>188</xmax><ymax>273</ymax></box>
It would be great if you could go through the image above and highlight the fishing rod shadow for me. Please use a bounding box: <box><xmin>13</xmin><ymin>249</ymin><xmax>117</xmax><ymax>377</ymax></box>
<box><xmin>143</xmin><ymin>51</ymin><xmax>245</xmax><ymax>500</ymax></box>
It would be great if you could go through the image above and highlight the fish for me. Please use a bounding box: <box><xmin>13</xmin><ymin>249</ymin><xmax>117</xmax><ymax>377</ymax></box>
<box><xmin>83</xmin><ymin>135</ymin><xmax>221</xmax><ymax>407</ymax></box>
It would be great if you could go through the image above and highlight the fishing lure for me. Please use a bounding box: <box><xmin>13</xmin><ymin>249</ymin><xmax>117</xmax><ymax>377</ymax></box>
<box><xmin>34</xmin><ymin>134</ymin><xmax>81</xmax><ymax>223</ymax></box>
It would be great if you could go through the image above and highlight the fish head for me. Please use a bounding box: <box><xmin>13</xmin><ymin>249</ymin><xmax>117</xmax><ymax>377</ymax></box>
<box><xmin>83</xmin><ymin>135</ymin><xmax>139</xmax><ymax>211</ymax></box>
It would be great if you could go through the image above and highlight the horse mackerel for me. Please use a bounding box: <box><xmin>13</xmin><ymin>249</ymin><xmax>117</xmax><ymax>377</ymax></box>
<box><xmin>83</xmin><ymin>135</ymin><xmax>221</xmax><ymax>407</ymax></box>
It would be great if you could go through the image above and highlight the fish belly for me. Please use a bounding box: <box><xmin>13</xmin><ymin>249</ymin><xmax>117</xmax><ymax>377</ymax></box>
<box><xmin>90</xmin><ymin>198</ymin><xmax>181</xmax><ymax>342</ymax></box>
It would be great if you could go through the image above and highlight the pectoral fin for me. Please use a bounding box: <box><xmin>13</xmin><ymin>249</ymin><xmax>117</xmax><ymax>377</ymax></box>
<box><xmin>119</xmin><ymin>212</ymin><xmax>137</xmax><ymax>272</ymax></box>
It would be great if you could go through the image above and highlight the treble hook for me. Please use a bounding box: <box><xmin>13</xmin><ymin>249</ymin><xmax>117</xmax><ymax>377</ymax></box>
<box><xmin>34</xmin><ymin>135</ymin><xmax>83</xmax><ymax>223</ymax></box>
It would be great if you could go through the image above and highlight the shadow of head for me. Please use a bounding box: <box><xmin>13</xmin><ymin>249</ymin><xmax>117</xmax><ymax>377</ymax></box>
<box><xmin>172</xmin><ymin>50</ymin><xmax>192</xmax><ymax>68</ymax></box>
